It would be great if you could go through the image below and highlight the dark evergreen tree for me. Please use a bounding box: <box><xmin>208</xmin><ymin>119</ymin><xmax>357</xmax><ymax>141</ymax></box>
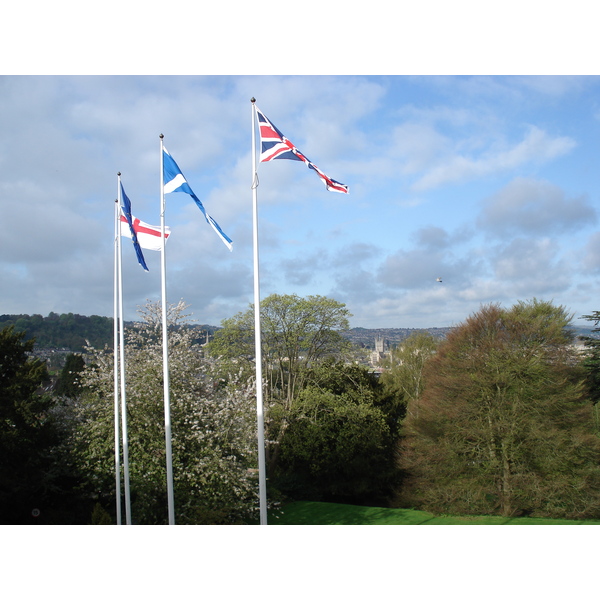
<box><xmin>579</xmin><ymin>311</ymin><xmax>600</xmax><ymax>433</ymax></box>
<box><xmin>55</xmin><ymin>353</ymin><xmax>86</xmax><ymax>398</ymax></box>
<box><xmin>0</xmin><ymin>326</ymin><xmax>60</xmax><ymax>523</ymax></box>
<box><xmin>274</xmin><ymin>360</ymin><xmax>403</xmax><ymax>505</ymax></box>
<box><xmin>581</xmin><ymin>312</ymin><xmax>600</xmax><ymax>404</ymax></box>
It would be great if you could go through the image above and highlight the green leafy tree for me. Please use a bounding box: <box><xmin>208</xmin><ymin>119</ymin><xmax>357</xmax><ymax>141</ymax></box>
<box><xmin>380</xmin><ymin>332</ymin><xmax>438</xmax><ymax>418</ymax></box>
<box><xmin>72</xmin><ymin>301</ymin><xmax>259</xmax><ymax>524</ymax></box>
<box><xmin>275</xmin><ymin>360</ymin><xmax>403</xmax><ymax>504</ymax></box>
<box><xmin>0</xmin><ymin>325</ymin><xmax>59</xmax><ymax>523</ymax></box>
<box><xmin>398</xmin><ymin>299</ymin><xmax>600</xmax><ymax>519</ymax></box>
<box><xmin>208</xmin><ymin>294</ymin><xmax>352</xmax><ymax>471</ymax></box>
<box><xmin>209</xmin><ymin>294</ymin><xmax>352</xmax><ymax>402</ymax></box>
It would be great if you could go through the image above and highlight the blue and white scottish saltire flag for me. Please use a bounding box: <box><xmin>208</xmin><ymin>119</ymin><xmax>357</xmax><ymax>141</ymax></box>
<box><xmin>120</xmin><ymin>182</ymin><xmax>149</xmax><ymax>271</ymax></box>
<box><xmin>255</xmin><ymin>106</ymin><xmax>349</xmax><ymax>194</ymax></box>
<box><xmin>163</xmin><ymin>147</ymin><xmax>233</xmax><ymax>251</ymax></box>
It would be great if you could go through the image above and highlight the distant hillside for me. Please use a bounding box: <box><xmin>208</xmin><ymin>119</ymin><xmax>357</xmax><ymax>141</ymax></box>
<box><xmin>0</xmin><ymin>313</ymin><xmax>113</xmax><ymax>352</ymax></box>
<box><xmin>0</xmin><ymin>313</ymin><xmax>219</xmax><ymax>353</ymax></box>
<box><xmin>2</xmin><ymin>313</ymin><xmax>596</xmax><ymax>355</ymax></box>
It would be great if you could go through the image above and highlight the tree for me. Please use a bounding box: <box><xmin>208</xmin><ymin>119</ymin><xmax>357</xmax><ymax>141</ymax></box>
<box><xmin>398</xmin><ymin>299</ymin><xmax>600</xmax><ymax>519</ymax></box>
<box><xmin>209</xmin><ymin>294</ymin><xmax>352</xmax><ymax>403</ymax></box>
<box><xmin>0</xmin><ymin>312</ymin><xmax>113</xmax><ymax>351</ymax></box>
<box><xmin>71</xmin><ymin>301</ymin><xmax>260</xmax><ymax>524</ymax></box>
<box><xmin>55</xmin><ymin>353</ymin><xmax>86</xmax><ymax>398</ymax></box>
<box><xmin>274</xmin><ymin>360</ymin><xmax>403</xmax><ymax>505</ymax></box>
<box><xmin>380</xmin><ymin>332</ymin><xmax>438</xmax><ymax>419</ymax></box>
<box><xmin>0</xmin><ymin>325</ymin><xmax>59</xmax><ymax>523</ymax></box>
<box><xmin>208</xmin><ymin>294</ymin><xmax>352</xmax><ymax>472</ymax></box>
<box><xmin>579</xmin><ymin>311</ymin><xmax>600</xmax><ymax>430</ymax></box>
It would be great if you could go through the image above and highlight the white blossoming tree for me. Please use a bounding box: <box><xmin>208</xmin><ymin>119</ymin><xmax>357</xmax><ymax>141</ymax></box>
<box><xmin>72</xmin><ymin>301</ymin><xmax>259</xmax><ymax>524</ymax></box>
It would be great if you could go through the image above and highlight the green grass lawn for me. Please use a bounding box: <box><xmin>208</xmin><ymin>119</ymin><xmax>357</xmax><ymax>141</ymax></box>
<box><xmin>268</xmin><ymin>501</ymin><xmax>600</xmax><ymax>525</ymax></box>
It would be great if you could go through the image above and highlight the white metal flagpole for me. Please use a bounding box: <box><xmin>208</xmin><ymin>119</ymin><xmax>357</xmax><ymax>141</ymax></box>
<box><xmin>159</xmin><ymin>134</ymin><xmax>176</xmax><ymax>525</ymax></box>
<box><xmin>116</xmin><ymin>173</ymin><xmax>132</xmax><ymax>525</ymax></box>
<box><xmin>113</xmin><ymin>183</ymin><xmax>122</xmax><ymax>526</ymax></box>
<box><xmin>251</xmin><ymin>98</ymin><xmax>268</xmax><ymax>525</ymax></box>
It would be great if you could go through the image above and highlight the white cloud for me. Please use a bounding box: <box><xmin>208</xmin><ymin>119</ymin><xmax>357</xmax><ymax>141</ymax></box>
<box><xmin>478</xmin><ymin>177</ymin><xmax>597</xmax><ymax>237</ymax></box>
<box><xmin>412</xmin><ymin>126</ymin><xmax>576</xmax><ymax>191</ymax></box>
<box><xmin>582</xmin><ymin>232</ymin><xmax>600</xmax><ymax>273</ymax></box>
<box><xmin>492</xmin><ymin>237</ymin><xmax>571</xmax><ymax>292</ymax></box>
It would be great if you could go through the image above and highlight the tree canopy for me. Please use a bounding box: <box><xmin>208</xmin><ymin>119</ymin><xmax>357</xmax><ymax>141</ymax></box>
<box><xmin>274</xmin><ymin>360</ymin><xmax>403</xmax><ymax>505</ymax></box>
<box><xmin>0</xmin><ymin>325</ymin><xmax>60</xmax><ymax>523</ymax></box>
<box><xmin>398</xmin><ymin>300</ymin><xmax>600</xmax><ymax>519</ymax></box>
<box><xmin>206</xmin><ymin>293</ymin><xmax>405</xmax><ymax>502</ymax></box>
<box><xmin>71</xmin><ymin>301</ymin><xmax>260</xmax><ymax>524</ymax></box>
<box><xmin>209</xmin><ymin>294</ymin><xmax>352</xmax><ymax>403</ymax></box>
<box><xmin>380</xmin><ymin>331</ymin><xmax>438</xmax><ymax>418</ymax></box>
<box><xmin>7</xmin><ymin>294</ymin><xmax>600</xmax><ymax>523</ymax></box>
<box><xmin>579</xmin><ymin>311</ymin><xmax>600</xmax><ymax>431</ymax></box>
<box><xmin>0</xmin><ymin>312</ymin><xmax>113</xmax><ymax>351</ymax></box>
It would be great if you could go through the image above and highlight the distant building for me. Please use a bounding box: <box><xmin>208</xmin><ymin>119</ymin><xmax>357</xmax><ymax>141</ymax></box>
<box><xmin>370</xmin><ymin>335</ymin><xmax>391</xmax><ymax>366</ymax></box>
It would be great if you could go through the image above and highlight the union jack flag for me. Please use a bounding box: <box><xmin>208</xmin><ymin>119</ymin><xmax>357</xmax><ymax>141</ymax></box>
<box><xmin>255</xmin><ymin>106</ymin><xmax>349</xmax><ymax>194</ymax></box>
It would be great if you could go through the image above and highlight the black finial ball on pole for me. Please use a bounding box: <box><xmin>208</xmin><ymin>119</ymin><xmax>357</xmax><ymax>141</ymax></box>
<box><xmin>160</xmin><ymin>133</ymin><xmax>164</xmax><ymax>139</ymax></box>
<box><xmin>251</xmin><ymin>97</ymin><xmax>256</xmax><ymax>103</ymax></box>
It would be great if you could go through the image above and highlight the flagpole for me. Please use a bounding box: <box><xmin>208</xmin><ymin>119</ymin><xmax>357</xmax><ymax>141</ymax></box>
<box><xmin>113</xmin><ymin>186</ymin><xmax>122</xmax><ymax>526</ymax></box>
<box><xmin>117</xmin><ymin>174</ymin><xmax>132</xmax><ymax>525</ymax></box>
<box><xmin>251</xmin><ymin>98</ymin><xmax>268</xmax><ymax>525</ymax></box>
<box><xmin>160</xmin><ymin>134</ymin><xmax>176</xmax><ymax>525</ymax></box>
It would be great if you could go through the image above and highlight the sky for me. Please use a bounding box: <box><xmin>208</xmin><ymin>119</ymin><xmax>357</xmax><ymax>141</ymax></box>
<box><xmin>2</xmin><ymin>74</ymin><xmax>600</xmax><ymax>329</ymax></box>
<box><xmin>2</xmin><ymin>3</ymin><xmax>600</xmax><ymax>333</ymax></box>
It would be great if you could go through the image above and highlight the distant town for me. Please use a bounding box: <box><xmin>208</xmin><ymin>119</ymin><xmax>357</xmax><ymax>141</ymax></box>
<box><xmin>2</xmin><ymin>312</ymin><xmax>597</xmax><ymax>371</ymax></box>
<box><xmin>341</xmin><ymin>326</ymin><xmax>453</xmax><ymax>349</ymax></box>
